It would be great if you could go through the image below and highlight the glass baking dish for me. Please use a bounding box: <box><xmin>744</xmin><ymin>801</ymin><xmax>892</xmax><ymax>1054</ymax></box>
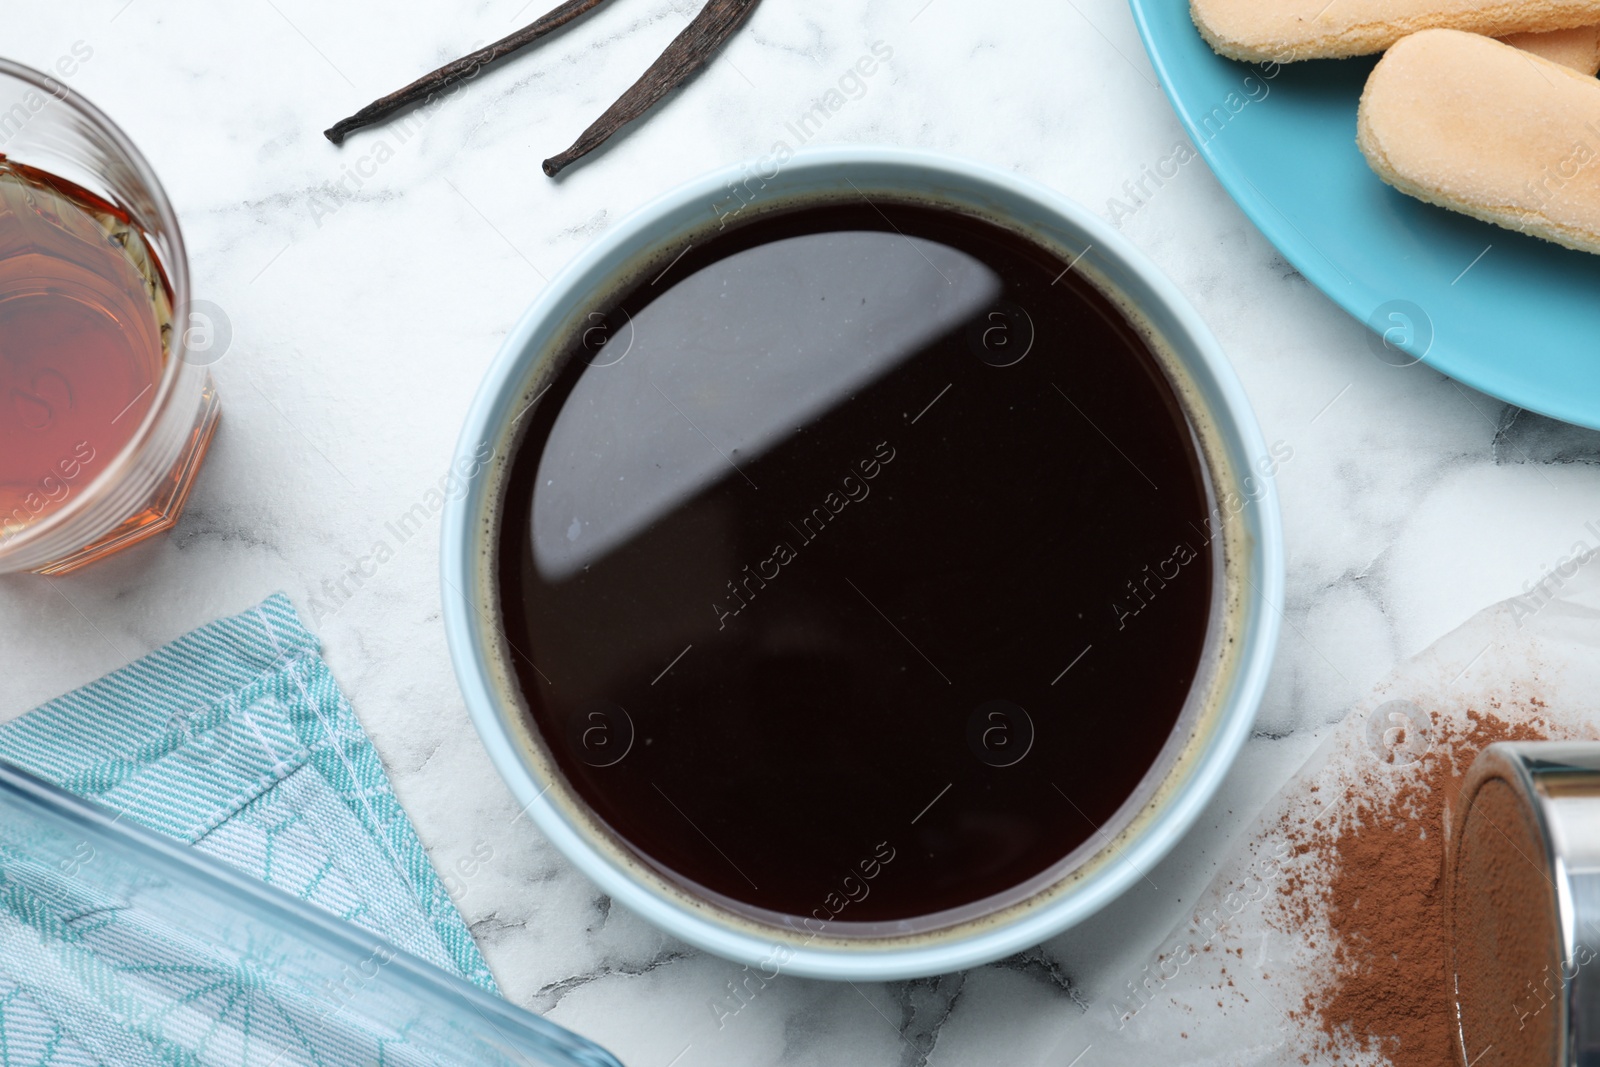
<box><xmin>0</xmin><ymin>759</ymin><xmax>624</xmax><ymax>1067</ymax></box>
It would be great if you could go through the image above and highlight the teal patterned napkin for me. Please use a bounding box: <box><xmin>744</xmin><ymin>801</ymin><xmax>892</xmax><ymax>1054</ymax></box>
<box><xmin>0</xmin><ymin>591</ymin><xmax>495</xmax><ymax>1000</ymax></box>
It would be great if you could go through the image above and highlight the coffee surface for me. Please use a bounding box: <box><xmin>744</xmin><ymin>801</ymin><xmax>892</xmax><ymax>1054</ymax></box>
<box><xmin>497</xmin><ymin>201</ymin><xmax>1215</xmax><ymax>924</ymax></box>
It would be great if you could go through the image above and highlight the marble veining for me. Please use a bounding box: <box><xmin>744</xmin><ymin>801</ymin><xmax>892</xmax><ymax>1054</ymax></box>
<box><xmin>6</xmin><ymin>1</ymin><xmax>1600</xmax><ymax>1063</ymax></box>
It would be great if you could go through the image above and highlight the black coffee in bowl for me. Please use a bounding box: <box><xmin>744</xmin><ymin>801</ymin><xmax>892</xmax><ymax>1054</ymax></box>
<box><xmin>496</xmin><ymin>200</ymin><xmax>1215</xmax><ymax>926</ymax></box>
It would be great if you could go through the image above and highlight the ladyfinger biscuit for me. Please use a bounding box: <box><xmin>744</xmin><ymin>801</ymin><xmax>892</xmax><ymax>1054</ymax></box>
<box><xmin>1357</xmin><ymin>30</ymin><xmax>1600</xmax><ymax>256</ymax></box>
<box><xmin>1500</xmin><ymin>24</ymin><xmax>1600</xmax><ymax>74</ymax></box>
<box><xmin>1193</xmin><ymin>0</ymin><xmax>1600</xmax><ymax>61</ymax></box>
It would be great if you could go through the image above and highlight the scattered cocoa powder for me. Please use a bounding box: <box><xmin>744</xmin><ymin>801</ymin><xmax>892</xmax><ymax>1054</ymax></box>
<box><xmin>1283</xmin><ymin>708</ymin><xmax>1550</xmax><ymax>1066</ymax></box>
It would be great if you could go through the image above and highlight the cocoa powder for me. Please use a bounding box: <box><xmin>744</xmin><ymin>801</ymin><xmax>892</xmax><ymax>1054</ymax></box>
<box><xmin>1451</xmin><ymin>776</ymin><xmax>1561</xmax><ymax>1067</ymax></box>
<box><xmin>1285</xmin><ymin>708</ymin><xmax>1550</xmax><ymax>1066</ymax></box>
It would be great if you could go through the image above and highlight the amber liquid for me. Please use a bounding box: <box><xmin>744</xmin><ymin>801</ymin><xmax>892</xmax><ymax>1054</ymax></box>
<box><xmin>0</xmin><ymin>157</ymin><xmax>171</xmax><ymax>540</ymax></box>
<box><xmin>499</xmin><ymin>202</ymin><xmax>1215</xmax><ymax>925</ymax></box>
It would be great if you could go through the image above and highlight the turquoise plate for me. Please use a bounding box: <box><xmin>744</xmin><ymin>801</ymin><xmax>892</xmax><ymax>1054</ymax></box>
<box><xmin>1128</xmin><ymin>2</ymin><xmax>1600</xmax><ymax>429</ymax></box>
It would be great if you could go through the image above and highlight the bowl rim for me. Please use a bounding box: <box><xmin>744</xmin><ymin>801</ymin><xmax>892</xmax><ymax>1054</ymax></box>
<box><xmin>441</xmin><ymin>144</ymin><xmax>1284</xmax><ymax>981</ymax></box>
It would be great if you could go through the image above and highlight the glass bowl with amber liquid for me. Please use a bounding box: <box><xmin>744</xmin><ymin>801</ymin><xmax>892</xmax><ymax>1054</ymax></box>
<box><xmin>0</xmin><ymin>57</ymin><xmax>218</xmax><ymax>574</ymax></box>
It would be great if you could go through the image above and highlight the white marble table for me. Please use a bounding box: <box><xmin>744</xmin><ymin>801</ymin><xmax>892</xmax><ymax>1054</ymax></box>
<box><xmin>6</xmin><ymin>3</ymin><xmax>1600</xmax><ymax>1064</ymax></box>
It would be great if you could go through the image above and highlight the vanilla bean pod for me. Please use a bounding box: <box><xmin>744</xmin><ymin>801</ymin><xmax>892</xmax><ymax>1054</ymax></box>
<box><xmin>324</xmin><ymin>0</ymin><xmax>615</xmax><ymax>145</ymax></box>
<box><xmin>542</xmin><ymin>0</ymin><xmax>763</xmax><ymax>177</ymax></box>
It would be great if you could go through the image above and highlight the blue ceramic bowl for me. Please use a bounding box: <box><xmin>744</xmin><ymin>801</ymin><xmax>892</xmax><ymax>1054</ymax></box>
<box><xmin>441</xmin><ymin>146</ymin><xmax>1284</xmax><ymax>981</ymax></box>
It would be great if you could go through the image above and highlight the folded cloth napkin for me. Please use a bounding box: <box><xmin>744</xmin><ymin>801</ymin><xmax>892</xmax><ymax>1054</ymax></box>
<box><xmin>0</xmin><ymin>591</ymin><xmax>495</xmax><ymax>1005</ymax></box>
